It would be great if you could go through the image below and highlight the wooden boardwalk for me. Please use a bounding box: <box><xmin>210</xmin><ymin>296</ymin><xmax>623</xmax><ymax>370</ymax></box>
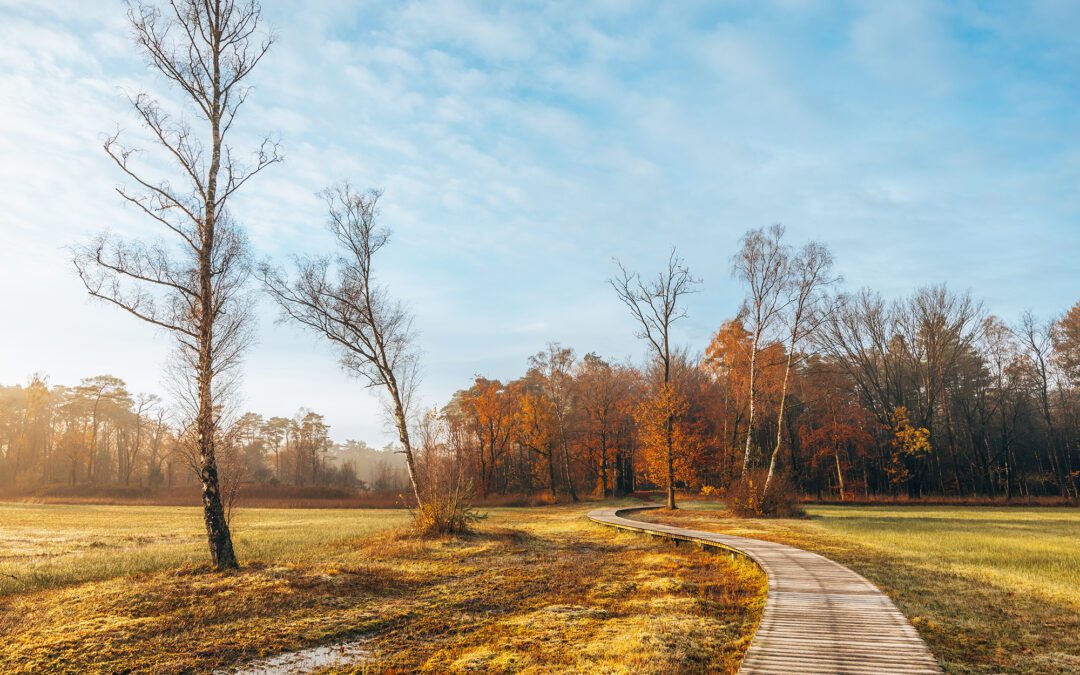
<box><xmin>588</xmin><ymin>506</ymin><xmax>942</xmax><ymax>674</ymax></box>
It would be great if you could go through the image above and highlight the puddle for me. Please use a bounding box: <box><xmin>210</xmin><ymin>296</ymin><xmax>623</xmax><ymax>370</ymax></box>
<box><xmin>222</xmin><ymin>638</ymin><xmax>372</xmax><ymax>674</ymax></box>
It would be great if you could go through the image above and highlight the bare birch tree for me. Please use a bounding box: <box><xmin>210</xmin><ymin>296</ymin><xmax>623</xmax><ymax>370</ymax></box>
<box><xmin>732</xmin><ymin>224</ymin><xmax>790</xmax><ymax>477</ymax></box>
<box><xmin>72</xmin><ymin>0</ymin><xmax>279</xmax><ymax>569</ymax></box>
<box><xmin>761</xmin><ymin>241</ymin><xmax>837</xmax><ymax>498</ymax></box>
<box><xmin>258</xmin><ymin>185</ymin><xmax>426</xmax><ymax>513</ymax></box>
<box><xmin>611</xmin><ymin>248</ymin><xmax>699</xmax><ymax>509</ymax></box>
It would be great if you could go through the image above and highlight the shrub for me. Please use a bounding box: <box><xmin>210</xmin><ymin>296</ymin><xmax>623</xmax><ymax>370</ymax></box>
<box><xmin>413</xmin><ymin>479</ymin><xmax>484</xmax><ymax>536</ymax></box>
<box><xmin>727</xmin><ymin>469</ymin><xmax>804</xmax><ymax>518</ymax></box>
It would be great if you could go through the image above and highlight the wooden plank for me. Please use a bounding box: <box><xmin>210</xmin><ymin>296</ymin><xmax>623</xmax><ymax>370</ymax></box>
<box><xmin>588</xmin><ymin>506</ymin><xmax>943</xmax><ymax>674</ymax></box>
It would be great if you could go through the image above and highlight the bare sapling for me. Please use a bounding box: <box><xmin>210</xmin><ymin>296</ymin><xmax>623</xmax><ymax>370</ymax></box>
<box><xmin>260</xmin><ymin>184</ymin><xmax>455</xmax><ymax>530</ymax></box>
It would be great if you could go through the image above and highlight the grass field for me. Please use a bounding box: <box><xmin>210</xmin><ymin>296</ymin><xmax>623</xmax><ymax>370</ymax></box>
<box><xmin>0</xmin><ymin>502</ymin><xmax>764</xmax><ymax>673</ymax></box>
<box><xmin>4</xmin><ymin>500</ymin><xmax>1076</xmax><ymax>673</ymax></box>
<box><xmin>639</xmin><ymin>502</ymin><xmax>1080</xmax><ymax>674</ymax></box>
<box><xmin>0</xmin><ymin>503</ymin><xmax>410</xmax><ymax>596</ymax></box>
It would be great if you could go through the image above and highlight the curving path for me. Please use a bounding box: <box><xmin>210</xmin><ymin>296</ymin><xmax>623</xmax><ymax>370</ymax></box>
<box><xmin>588</xmin><ymin>506</ymin><xmax>942</xmax><ymax>675</ymax></box>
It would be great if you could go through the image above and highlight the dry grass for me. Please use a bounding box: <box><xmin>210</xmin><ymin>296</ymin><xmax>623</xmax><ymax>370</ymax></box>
<box><xmin>0</xmin><ymin>502</ymin><xmax>765</xmax><ymax>673</ymax></box>
<box><xmin>0</xmin><ymin>503</ymin><xmax>409</xmax><ymax>595</ymax></box>
<box><xmin>638</xmin><ymin>502</ymin><xmax>1080</xmax><ymax>674</ymax></box>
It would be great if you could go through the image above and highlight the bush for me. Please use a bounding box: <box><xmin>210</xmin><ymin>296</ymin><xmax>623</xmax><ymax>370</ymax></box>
<box><xmin>413</xmin><ymin>479</ymin><xmax>484</xmax><ymax>536</ymax></box>
<box><xmin>727</xmin><ymin>469</ymin><xmax>804</xmax><ymax>518</ymax></box>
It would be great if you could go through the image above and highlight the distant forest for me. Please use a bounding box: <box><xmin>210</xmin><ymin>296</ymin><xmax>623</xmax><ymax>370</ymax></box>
<box><xmin>0</xmin><ymin>378</ymin><xmax>408</xmax><ymax>494</ymax></box>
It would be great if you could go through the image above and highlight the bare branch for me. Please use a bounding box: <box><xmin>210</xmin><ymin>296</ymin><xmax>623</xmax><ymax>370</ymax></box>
<box><xmin>259</xmin><ymin>184</ymin><xmax>426</xmax><ymax>511</ymax></box>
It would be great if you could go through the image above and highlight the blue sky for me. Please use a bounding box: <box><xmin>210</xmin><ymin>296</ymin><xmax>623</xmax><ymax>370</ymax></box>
<box><xmin>1</xmin><ymin>0</ymin><xmax>1078</xmax><ymax>445</ymax></box>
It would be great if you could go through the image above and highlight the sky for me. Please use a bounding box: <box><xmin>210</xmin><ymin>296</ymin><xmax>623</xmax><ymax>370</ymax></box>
<box><xmin>1</xmin><ymin>0</ymin><xmax>1078</xmax><ymax>446</ymax></box>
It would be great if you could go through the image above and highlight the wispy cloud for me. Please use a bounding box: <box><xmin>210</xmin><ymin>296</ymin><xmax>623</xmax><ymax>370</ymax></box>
<box><xmin>1</xmin><ymin>0</ymin><xmax>1077</xmax><ymax>444</ymax></box>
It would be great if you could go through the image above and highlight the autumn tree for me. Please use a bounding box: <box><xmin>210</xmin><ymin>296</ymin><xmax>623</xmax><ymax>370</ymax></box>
<box><xmin>799</xmin><ymin>359</ymin><xmax>873</xmax><ymax>500</ymax></box>
<box><xmin>704</xmin><ymin>319</ymin><xmax>753</xmax><ymax>481</ymax></box>
<box><xmin>886</xmin><ymin>406</ymin><xmax>932</xmax><ymax>491</ymax></box>
<box><xmin>1050</xmin><ymin>301</ymin><xmax>1080</xmax><ymax>499</ymax></box>
<box><xmin>510</xmin><ymin>381</ymin><xmax>559</xmax><ymax>497</ymax></box>
<box><xmin>611</xmin><ymin>248</ymin><xmax>699</xmax><ymax>508</ymax></box>
<box><xmin>704</xmin><ymin>318</ymin><xmax>788</xmax><ymax>487</ymax></box>
<box><xmin>1055</xmin><ymin>301</ymin><xmax>1080</xmax><ymax>383</ymax></box>
<box><xmin>528</xmin><ymin>344</ymin><xmax>580</xmax><ymax>501</ymax></box>
<box><xmin>575</xmin><ymin>353</ymin><xmax>628</xmax><ymax>497</ymax></box>
<box><xmin>455</xmin><ymin>378</ymin><xmax>514</xmax><ymax>497</ymax></box>
<box><xmin>634</xmin><ymin>384</ymin><xmax>699</xmax><ymax>494</ymax></box>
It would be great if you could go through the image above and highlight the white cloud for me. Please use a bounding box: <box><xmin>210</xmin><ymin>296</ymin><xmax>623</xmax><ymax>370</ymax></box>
<box><xmin>1</xmin><ymin>0</ymin><xmax>1077</xmax><ymax>446</ymax></box>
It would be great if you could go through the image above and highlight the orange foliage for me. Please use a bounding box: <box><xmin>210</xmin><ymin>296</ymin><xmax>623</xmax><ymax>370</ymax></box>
<box><xmin>702</xmin><ymin>317</ymin><xmax>788</xmax><ymax>476</ymax></box>
<box><xmin>1056</xmin><ymin>300</ymin><xmax>1080</xmax><ymax>381</ymax></box>
<box><xmin>457</xmin><ymin>377</ymin><xmax>514</xmax><ymax>497</ymax></box>
<box><xmin>511</xmin><ymin>385</ymin><xmax>555</xmax><ymax>456</ymax></box>
<box><xmin>887</xmin><ymin>406</ymin><xmax>932</xmax><ymax>486</ymax></box>
<box><xmin>633</xmin><ymin>384</ymin><xmax>700</xmax><ymax>490</ymax></box>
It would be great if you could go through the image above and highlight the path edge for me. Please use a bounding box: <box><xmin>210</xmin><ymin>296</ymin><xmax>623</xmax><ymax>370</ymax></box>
<box><xmin>587</xmin><ymin>504</ymin><xmax>768</xmax><ymax>567</ymax></box>
<box><xmin>586</xmin><ymin>504</ymin><xmax>942</xmax><ymax>675</ymax></box>
<box><xmin>587</xmin><ymin>504</ymin><xmax>770</xmax><ymax>673</ymax></box>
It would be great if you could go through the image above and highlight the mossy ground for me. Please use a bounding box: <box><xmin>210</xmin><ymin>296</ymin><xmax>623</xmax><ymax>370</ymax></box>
<box><xmin>640</xmin><ymin>502</ymin><xmax>1080</xmax><ymax>674</ymax></box>
<box><xmin>0</xmin><ymin>502</ymin><xmax>765</xmax><ymax>673</ymax></box>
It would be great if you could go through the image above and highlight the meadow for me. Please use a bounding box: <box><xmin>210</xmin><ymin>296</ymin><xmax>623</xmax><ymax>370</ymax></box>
<box><xmin>0</xmin><ymin>503</ymin><xmax>410</xmax><ymax>596</ymax></box>
<box><xmin>639</xmin><ymin>503</ymin><xmax>1080</xmax><ymax>674</ymax></box>
<box><xmin>3</xmin><ymin>500</ymin><xmax>1078</xmax><ymax>673</ymax></box>
<box><xmin>0</xmin><ymin>501</ymin><xmax>763</xmax><ymax>673</ymax></box>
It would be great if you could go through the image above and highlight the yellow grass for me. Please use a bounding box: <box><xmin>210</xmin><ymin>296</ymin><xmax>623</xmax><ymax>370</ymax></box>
<box><xmin>0</xmin><ymin>502</ymin><xmax>409</xmax><ymax>595</ymax></box>
<box><xmin>0</xmin><ymin>502</ymin><xmax>765</xmax><ymax>673</ymax></box>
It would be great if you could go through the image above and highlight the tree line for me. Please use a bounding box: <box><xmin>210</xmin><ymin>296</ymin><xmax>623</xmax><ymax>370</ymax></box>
<box><xmin>0</xmin><ymin>377</ymin><xmax>408</xmax><ymax>494</ymax></box>
<box><xmin>430</xmin><ymin>229</ymin><xmax>1080</xmax><ymax>507</ymax></box>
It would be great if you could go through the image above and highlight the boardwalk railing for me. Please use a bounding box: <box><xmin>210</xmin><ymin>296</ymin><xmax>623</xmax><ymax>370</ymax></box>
<box><xmin>588</xmin><ymin>505</ymin><xmax>942</xmax><ymax>675</ymax></box>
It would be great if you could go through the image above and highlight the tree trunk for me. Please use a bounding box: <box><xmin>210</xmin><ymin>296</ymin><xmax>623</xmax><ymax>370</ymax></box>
<box><xmin>389</xmin><ymin>387</ymin><xmax>424</xmax><ymax>510</ymax></box>
<box><xmin>196</xmin><ymin>276</ymin><xmax>237</xmax><ymax>569</ymax></box>
<box><xmin>666</xmin><ymin>415</ymin><xmax>676</xmax><ymax>509</ymax></box>
<box><xmin>762</xmin><ymin>345</ymin><xmax>796</xmax><ymax>498</ymax></box>
<box><xmin>742</xmin><ymin>329</ymin><xmax>760</xmax><ymax>476</ymax></box>
<box><xmin>834</xmin><ymin>449</ymin><xmax>846</xmax><ymax>501</ymax></box>
<box><xmin>561</xmin><ymin>432</ymin><xmax>578</xmax><ymax>502</ymax></box>
<box><xmin>548</xmin><ymin>450</ymin><xmax>558</xmax><ymax>498</ymax></box>
<box><xmin>196</xmin><ymin>83</ymin><xmax>238</xmax><ymax>569</ymax></box>
<box><xmin>196</xmin><ymin>306</ymin><xmax>237</xmax><ymax>569</ymax></box>
<box><xmin>600</xmin><ymin>432</ymin><xmax>609</xmax><ymax>497</ymax></box>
